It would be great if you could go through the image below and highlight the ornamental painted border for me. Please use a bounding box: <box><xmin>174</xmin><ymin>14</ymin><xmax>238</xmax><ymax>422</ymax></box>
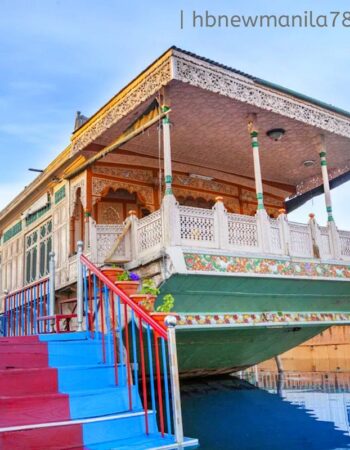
<box><xmin>173</xmin><ymin>51</ymin><xmax>350</xmax><ymax>139</ymax></box>
<box><xmin>177</xmin><ymin>312</ymin><xmax>350</xmax><ymax>328</ymax></box>
<box><xmin>71</xmin><ymin>58</ymin><xmax>172</xmax><ymax>153</ymax></box>
<box><xmin>184</xmin><ymin>253</ymin><xmax>350</xmax><ymax>279</ymax></box>
<box><xmin>71</xmin><ymin>50</ymin><xmax>350</xmax><ymax>154</ymax></box>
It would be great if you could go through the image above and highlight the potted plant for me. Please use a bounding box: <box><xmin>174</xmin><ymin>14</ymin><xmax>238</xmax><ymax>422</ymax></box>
<box><xmin>150</xmin><ymin>294</ymin><xmax>176</xmax><ymax>325</ymax></box>
<box><xmin>115</xmin><ymin>270</ymin><xmax>140</xmax><ymax>296</ymax></box>
<box><xmin>130</xmin><ymin>279</ymin><xmax>160</xmax><ymax>312</ymax></box>
<box><xmin>101</xmin><ymin>264</ymin><xmax>124</xmax><ymax>282</ymax></box>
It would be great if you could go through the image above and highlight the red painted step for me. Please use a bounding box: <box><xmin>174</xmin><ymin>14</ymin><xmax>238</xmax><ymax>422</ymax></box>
<box><xmin>0</xmin><ymin>367</ymin><xmax>58</xmax><ymax>396</ymax></box>
<box><xmin>0</xmin><ymin>392</ymin><xmax>71</xmax><ymax>427</ymax></box>
<box><xmin>0</xmin><ymin>343</ymin><xmax>48</xmax><ymax>354</ymax></box>
<box><xmin>0</xmin><ymin>335</ymin><xmax>40</xmax><ymax>344</ymax></box>
<box><xmin>0</xmin><ymin>423</ymin><xmax>84</xmax><ymax>450</ymax></box>
<box><xmin>0</xmin><ymin>351</ymin><xmax>48</xmax><ymax>369</ymax></box>
<box><xmin>0</xmin><ymin>337</ymin><xmax>49</xmax><ymax>369</ymax></box>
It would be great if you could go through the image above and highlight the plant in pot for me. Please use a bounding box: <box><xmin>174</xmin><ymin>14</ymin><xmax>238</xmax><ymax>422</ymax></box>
<box><xmin>130</xmin><ymin>279</ymin><xmax>160</xmax><ymax>312</ymax></box>
<box><xmin>101</xmin><ymin>264</ymin><xmax>124</xmax><ymax>282</ymax></box>
<box><xmin>115</xmin><ymin>270</ymin><xmax>140</xmax><ymax>296</ymax></box>
<box><xmin>150</xmin><ymin>294</ymin><xmax>176</xmax><ymax>325</ymax></box>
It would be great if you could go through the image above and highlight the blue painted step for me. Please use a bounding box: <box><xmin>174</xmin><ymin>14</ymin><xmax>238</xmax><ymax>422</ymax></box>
<box><xmin>82</xmin><ymin>411</ymin><xmax>158</xmax><ymax>447</ymax></box>
<box><xmin>68</xmin><ymin>386</ymin><xmax>142</xmax><ymax>419</ymax></box>
<box><xmin>57</xmin><ymin>364</ymin><xmax>126</xmax><ymax>391</ymax></box>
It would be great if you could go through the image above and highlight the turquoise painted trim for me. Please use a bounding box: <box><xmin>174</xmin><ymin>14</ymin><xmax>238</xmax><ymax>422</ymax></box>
<box><xmin>319</xmin><ymin>151</ymin><xmax>327</xmax><ymax>158</ymax></box>
<box><xmin>165</xmin><ymin>188</ymin><xmax>173</xmax><ymax>195</ymax></box>
<box><xmin>326</xmin><ymin>206</ymin><xmax>333</xmax><ymax>212</ymax></box>
<box><xmin>250</xmin><ymin>131</ymin><xmax>258</xmax><ymax>138</ymax></box>
<box><xmin>3</xmin><ymin>221</ymin><xmax>22</xmax><ymax>243</ymax></box>
<box><xmin>164</xmin><ymin>175</ymin><xmax>173</xmax><ymax>184</ymax></box>
<box><xmin>321</xmin><ymin>160</ymin><xmax>327</xmax><ymax>166</ymax></box>
<box><xmin>54</xmin><ymin>186</ymin><xmax>66</xmax><ymax>204</ymax></box>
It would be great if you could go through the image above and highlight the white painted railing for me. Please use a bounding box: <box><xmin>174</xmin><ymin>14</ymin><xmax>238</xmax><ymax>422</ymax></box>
<box><xmin>319</xmin><ymin>226</ymin><xmax>332</xmax><ymax>259</ymax></box>
<box><xmin>89</xmin><ymin>198</ymin><xmax>350</xmax><ymax>265</ymax></box>
<box><xmin>91</xmin><ymin>222</ymin><xmax>129</xmax><ymax>264</ymax></box>
<box><xmin>289</xmin><ymin>222</ymin><xmax>313</xmax><ymax>258</ymax></box>
<box><xmin>137</xmin><ymin>210</ymin><xmax>163</xmax><ymax>258</ymax></box>
<box><xmin>228</xmin><ymin>213</ymin><xmax>259</xmax><ymax>251</ymax></box>
<box><xmin>339</xmin><ymin>230</ymin><xmax>350</xmax><ymax>258</ymax></box>
<box><xmin>179</xmin><ymin>206</ymin><xmax>216</xmax><ymax>248</ymax></box>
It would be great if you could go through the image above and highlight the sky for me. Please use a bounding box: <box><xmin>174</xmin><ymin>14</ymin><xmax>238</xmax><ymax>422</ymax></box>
<box><xmin>0</xmin><ymin>0</ymin><xmax>349</xmax><ymax>228</ymax></box>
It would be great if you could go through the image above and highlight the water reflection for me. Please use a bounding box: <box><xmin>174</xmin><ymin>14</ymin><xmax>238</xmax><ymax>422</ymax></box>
<box><xmin>181</xmin><ymin>372</ymin><xmax>350</xmax><ymax>450</ymax></box>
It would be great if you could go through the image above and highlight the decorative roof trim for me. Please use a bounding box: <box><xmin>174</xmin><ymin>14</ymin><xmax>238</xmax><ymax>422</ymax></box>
<box><xmin>71</xmin><ymin>52</ymin><xmax>173</xmax><ymax>154</ymax></box>
<box><xmin>172</xmin><ymin>49</ymin><xmax>350</xmax><ymax>139</ymax></box>
<box><xmin>71</xmin><ymin>47</ymin><xmax>350</xmax><ymax>155</ymax></box>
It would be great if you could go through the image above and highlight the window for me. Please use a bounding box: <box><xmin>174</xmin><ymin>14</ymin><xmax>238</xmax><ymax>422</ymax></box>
<box><xmin>25</xmin><ymin>220</ymin><xmax>52</xmax><ymax>284</ymax></box>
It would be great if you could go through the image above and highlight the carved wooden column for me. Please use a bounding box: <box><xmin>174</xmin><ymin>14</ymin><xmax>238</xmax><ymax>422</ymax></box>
<box><xmin>318</xmin><ymin>135</ymin><xmax>341</xmax><ymax>259</ymax></box>
<box><xmin>161</xmin><ymin>105</ymin><xmax>180</xmax><ymax>247</ymax></box>
<box><xmin>247</xmin><ymin>114</ymin><xmax>271</xmax><ymax>253</ymax></box>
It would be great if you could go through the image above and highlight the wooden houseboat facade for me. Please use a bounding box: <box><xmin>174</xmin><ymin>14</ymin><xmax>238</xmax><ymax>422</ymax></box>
<box><xmin>1</xmin><ymin>47</ymin><xmax>350</xmax><ymax>376</ymax></box>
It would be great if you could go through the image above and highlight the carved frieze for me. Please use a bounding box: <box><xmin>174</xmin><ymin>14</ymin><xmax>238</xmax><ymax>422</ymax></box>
<box><xmin>71</xmin><ymin>58</ymin><xmax>172</xmax><ymax>153</ymax></box>
<box><xmin>92</xmin><ymin>166</ymin><xmax>154</xmax><ymax>183</ymax></box>
<box><xmin>173</xmin><ymin>174</ymin><xmax>239</xmax><ymax>196</ymax></box>
<box><xmin>92</xmin><ymin>177</ymin><xmax>154</xmax><ymax>209</ymax></box>
<box><xmin>173</xmin><ymin>53</ymin><xmax>350</xmax><ymax>139</ymax></box>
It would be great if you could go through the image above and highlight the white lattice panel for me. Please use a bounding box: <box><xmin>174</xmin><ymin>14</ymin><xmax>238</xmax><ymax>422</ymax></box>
<box><xmin>227</xmin><ymin>213</ymin><xmax>258</xmax><ymax>249</ymax></box>
<box><xmin>289</xmin><ymin>222</ymin><xmax>313</xmax><ymax>257</ymax></box>
<box><xmin>319</xmin><ymin>226</ymin><xmax>332</xmax><ymax>259</ymax></box>
<box><xmin>179</xmin><ymin>206</ymin><xmax>216</xmax><ymax>247</ymax></box>
<box><xmin>339</xmin><ymin>230</ymin><xmax>350</xmax><ymax>257</ymax></box>
<box><xmin>96</xmin><ymin>224</ymin><xmax>125</xmax><ymax>263</ymax></box>
<box><xmin>269</xmin><ymin>218</ymin><xmax>282</xmax><ymax>254</ymax></box>
<box><xmin>137</xmin><ymin>211</ymin><xmax>163</xmax><ymax>255</ymax></box>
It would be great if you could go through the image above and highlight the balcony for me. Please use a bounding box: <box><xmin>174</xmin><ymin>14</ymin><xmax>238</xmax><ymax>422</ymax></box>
<box><xmin>87</xmin><ymin>198</ymin><xmax>350</xmax><ymax>268</ymax></box>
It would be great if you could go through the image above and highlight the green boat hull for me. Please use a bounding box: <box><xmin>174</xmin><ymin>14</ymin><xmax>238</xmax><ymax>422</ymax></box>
<box><xmin>156</xmin><ymin>274</ymin><xmax>350</xmax><ymax>376</ymax></box>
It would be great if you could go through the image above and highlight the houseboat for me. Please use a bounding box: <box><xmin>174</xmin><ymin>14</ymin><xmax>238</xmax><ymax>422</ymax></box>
<box><xmin>1</xmin><ymin>46</ymin><xmax>350</xmax><ymax>448</ymax></box>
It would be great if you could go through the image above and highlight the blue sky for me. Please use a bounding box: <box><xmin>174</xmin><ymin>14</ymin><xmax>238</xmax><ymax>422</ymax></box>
<box><xmin>0</xmin><ymin>0</ymin><xmax>349</xmax><ymax>228</ymax></box>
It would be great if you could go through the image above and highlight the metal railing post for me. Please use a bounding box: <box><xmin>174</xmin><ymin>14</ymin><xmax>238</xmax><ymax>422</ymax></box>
<box><xmin>3</xmin><ymin>290</ymin><xmax>8</xmax><ymax>337</ymax></box>
<box><xmin>49</xmin><ymin>252</ymin><xmax>56</xmax><ymax>315</ymax></box>
<box><xmin>49</xmin><ymin>252</ymin><xmax>56</xmax><ymax>331</ymax></box>
<box><xmin>165</xmin><ymin>315</ymin><xmax>184</xmax><ymax>446</ymax></box>
<box><xmin>76</xmin><ymin>241</ymin><xmax>84</xmax><ymax>332</ymax></box>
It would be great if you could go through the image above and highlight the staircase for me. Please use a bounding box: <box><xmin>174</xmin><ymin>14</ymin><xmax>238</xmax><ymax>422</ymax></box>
<box><xmin>0</xmin><ymin>253</ymin><xmax>198</xmax><ymax>449</ymax></box>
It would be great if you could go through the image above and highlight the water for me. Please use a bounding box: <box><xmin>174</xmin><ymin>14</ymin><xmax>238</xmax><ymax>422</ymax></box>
<box><xmin>181</xmin><ymin>372</ymin><xmax>350</xmax><ymax>450</ymax></box>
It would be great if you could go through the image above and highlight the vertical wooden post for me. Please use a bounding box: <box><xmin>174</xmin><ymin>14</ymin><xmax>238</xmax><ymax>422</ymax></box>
<box><xmin>214</xmin><ymin>196</ymin><xmax>229</xmax><ymax>249</ymax></box>
<box><xmin>49</xmin><ymin>252</ymin><xmax>56</xmax><ymax>331</ymax></box>
<box><xmin>247</xmin><ymin>114</ymin><xmax>271</xmax><ymax>252</ymax></box>
<box><xmin>161</xmin><ymin>105</ymin><xmax>180</xmax><ymax>247</ymax></box>
<box><xmin>318</xmin><ymin>135</ymin><xmax>341</xmax><ymax>258</ymax></box>
<box><xmin>76</xmin><ymin>241</ymin><xmax>84</xmax><ymax>332</ymax></box>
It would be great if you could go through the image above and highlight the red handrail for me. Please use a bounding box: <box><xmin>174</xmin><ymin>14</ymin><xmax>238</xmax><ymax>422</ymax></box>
<box><xmin>4</xmin><ymin>276</ymin><xmax>49</xmax><ymax>297</ymax></box>
<box><xmin>80</xmin><ymin>255</ymin><xmax>168</xmax><ymax>339</ymax></box>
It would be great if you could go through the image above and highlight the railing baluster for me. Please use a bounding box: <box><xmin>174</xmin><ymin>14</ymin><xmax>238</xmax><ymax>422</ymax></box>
<box><xmin>154</xmin><ymin>333</ymin><xmax>165</xmax><ymax>437</ymax></box>
<box><xmin>117</xmin><ymin>295</ymin><xmax>124</xmax><ymax>386</ymax></box>
<box><xmin>110</xmin><ymin>291</ymin><xmax>119</xmax><ymax>386</ymax></box>
<box><xmin>161</xmin><ymin>337</ymin><xmax>172</xmax><ymax>434</ymax></box>
<box><xmin>123</xmin><ymin>302</ymin><xmax>132</xmax><ymax>410</ymax></box>
<box><xmin>93</xmin><ymin>274</ymin><xmax>98</xmax><ymax>337</ymax></box>
<box><xmin>146</xmin><ymin>324</ymin><xmax>156</xmax><ymax>415</ymax></box>
<box><xmin>103</xmin><ymin>285</ymin><xmax>112</xmax><ymax>364</ymax></box>
<box><xmin>88</xmin><ymin>269</ymin><xmax>93</xmax><ymax>333</ymax></box>
<box><xmin>99</xmin><ymin>279</ymin><xmax>106</xmax><ymax>363</ymax></box>
<box><xmin>138</xmin><ymin>317</ymin><xmax>149</xmax><ymax>435</ymax></box>
<box><xmin>83</xmin><ymin>266</ymin><xmax>89</xmax><ymax>331</ymax></box>
<box><xmin>131</xmin><ymin>310</ymin><xmax>138</xmax><ymax>395</ymax></box>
